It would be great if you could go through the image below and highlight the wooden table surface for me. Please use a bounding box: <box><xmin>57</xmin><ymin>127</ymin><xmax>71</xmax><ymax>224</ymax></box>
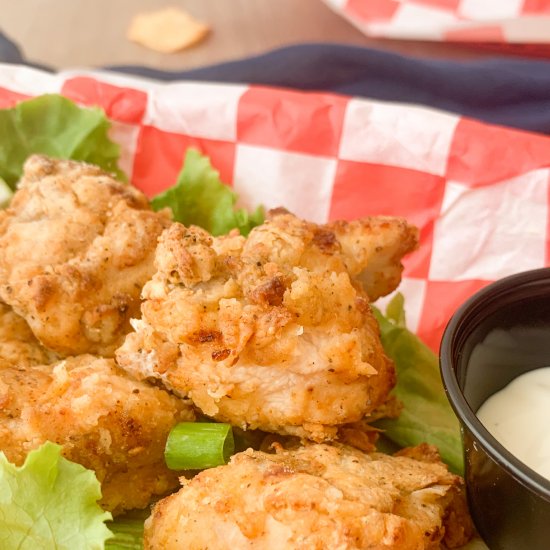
<box><xmin>2</xmin><ymin>0</ymin><xmax>508</xmax><ymax>71</ymax></box>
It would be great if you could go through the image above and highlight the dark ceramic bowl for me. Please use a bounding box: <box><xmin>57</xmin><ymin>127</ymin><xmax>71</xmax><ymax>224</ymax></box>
<box><xmin>440</xmin><ymin>268</ymin><xmax>550</xmax><ymax>550</ymax></box>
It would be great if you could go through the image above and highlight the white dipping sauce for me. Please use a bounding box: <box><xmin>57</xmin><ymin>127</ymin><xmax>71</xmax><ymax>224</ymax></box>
<box><xmin>477</xmin><ymin>367</ymin><xmax>550</xmax><ymax>481</ymax></box>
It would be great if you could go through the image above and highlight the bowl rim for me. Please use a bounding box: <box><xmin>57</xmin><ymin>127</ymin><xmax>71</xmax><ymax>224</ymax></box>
<box><xmin>440</xmin><ymin>267</ymin><xmax>550</xmax><ymax>501</ymax></box>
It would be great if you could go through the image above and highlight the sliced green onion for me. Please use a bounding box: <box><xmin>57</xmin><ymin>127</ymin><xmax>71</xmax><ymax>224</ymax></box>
<box><xmin>164</xmin><ymin>422</ymin><xmax>235</xmax><ymax>470</ymax></box>
<box><xmin>106</xmin><ymin>509</ymin><xmax>147</xmax><ymax>550</ymax></box>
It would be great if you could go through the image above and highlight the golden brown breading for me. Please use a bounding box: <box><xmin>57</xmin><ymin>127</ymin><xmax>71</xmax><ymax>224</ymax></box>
<box><xmin>0</xmin><ymin>155</ymin><xmax>172</xmax><ymax>356</ymax></box>
<box><xmin>326</xmin><ymin>215</ymin><xmax>419</xmax><ymax>301</ymax></box>
<box><xmin>116</xmin><ymin>212</ymin><xmax>417</xmax><ymax>440</ymax></box>
<box><xmin>0</xmin><ymin>302</ymin><xmax>56</xmax><ymax>367</ymax></box>
<box><xmin>144</xmin><ymin>443</ymin><xmax>474</xmax><ymax>550</ymax></box>
<box><xmin>0</xmin><ymin>354</ymin><xmax>194</xmax><ymax>515</ymax></box>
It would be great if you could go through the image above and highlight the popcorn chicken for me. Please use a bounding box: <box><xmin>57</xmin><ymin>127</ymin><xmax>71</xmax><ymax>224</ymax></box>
<box><xmin>0</xmin><ymin>354</ymin><xmax>194</xmax><ymax>515</ymax></box>
<box><xmin>117</xmin><ymin>210</ymin><xmax>418</xmax><ymax>440</ymax></box>
<box><xmin>144</xmin><ymin>443</ymin><xmax>473</xmax><ymax>549</ymax></box>
<box><xmin>0</xmin><ymin>155</ymin><xmax>172</xmax><ymax>356</ymax></box>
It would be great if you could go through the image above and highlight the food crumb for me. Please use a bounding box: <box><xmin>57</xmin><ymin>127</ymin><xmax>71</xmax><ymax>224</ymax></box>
<box><xmin>127</xmin><ymin>7</ymin><xmax>210</xmax><ymax>54</ymax></box>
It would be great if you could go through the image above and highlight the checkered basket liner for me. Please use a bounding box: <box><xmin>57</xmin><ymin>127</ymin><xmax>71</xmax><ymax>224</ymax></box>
<box><xmin>324</xmin><ymin>0</ymin><xmax>550</xmax><ymax>51</ymax></box>
<box><xmin>2</xmin><ymin>62</ymin><xmax>549</xmax><ymax>351</ymax></box>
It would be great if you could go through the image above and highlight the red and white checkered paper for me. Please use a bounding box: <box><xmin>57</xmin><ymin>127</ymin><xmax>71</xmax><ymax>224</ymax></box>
<box><xmin>2</xmin><ymin>62</ymin><xmax>550</xmax><ymax>353</ymax></box>
<box><xmin>324</xmin><ymin>0</ymin><xmax>550</xmax><ymax>50</ymax></box>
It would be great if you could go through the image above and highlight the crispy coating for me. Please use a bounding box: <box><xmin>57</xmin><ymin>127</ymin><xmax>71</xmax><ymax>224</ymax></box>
<box><xmin>0</xmin><ymin>302</ymin><xmax>56</xmax><ymax>366</ymax></box>
<box><xmin>326</xmin><ymin>215</ymin><xmax>419</xmax><ymax>302</ymax></box>
<box><xmin>116</xmin><ymin>212</ymin><xmax>417</xmax><ymax>440</ymax></box>
<box><xmin>0</xmin><ymin>155</ymin><xmax>172</xmax><ymax>356</ymax></box>
<box><xmin>144</xmin><ymin>443</ymin><xmax>474</xmax><ymax>550</ymax></box>
<box><xmin>0</xmin><ymin>354</ymin><xmax>194</xmax><ymax>515</ymax></box>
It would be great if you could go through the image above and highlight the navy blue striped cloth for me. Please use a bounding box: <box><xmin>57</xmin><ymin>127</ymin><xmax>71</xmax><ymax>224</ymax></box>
<box><xmin>2</xmin><ymin>30</ymin><xmax>550</xmax><ymax>134</ymax></box>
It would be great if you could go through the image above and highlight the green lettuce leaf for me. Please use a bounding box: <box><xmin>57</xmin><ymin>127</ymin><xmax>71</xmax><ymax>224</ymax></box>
<box><xmin>373</xmin><ymin>294</ymin><xmax>464</xmax><ymax>474</ymax></box>
<box><xmin>151</xmin><ymin>148</ymin><xmax>264</xmax><ymax>236</ymax></box>
<box><xmin>0</xmin><ymin>441</ymin><xmax>113</xmax><ymax>550</ymax></box>
<box><xmin>0</xmin><ymin>94</ymin><xmax>124</xmax><ymax>189</ymax></box>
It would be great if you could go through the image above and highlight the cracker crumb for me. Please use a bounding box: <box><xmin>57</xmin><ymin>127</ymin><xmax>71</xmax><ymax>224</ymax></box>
<box><xmin>127</xmin><ymin>7</ymin><xmax>210</xmax><ymax>54</ymax></box>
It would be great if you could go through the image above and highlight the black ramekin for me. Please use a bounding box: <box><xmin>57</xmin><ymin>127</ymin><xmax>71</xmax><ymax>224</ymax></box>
<box><xmin>440</xmin><ymin>268</ymin><xmax>550</xmax><ymax>550</ymax></box>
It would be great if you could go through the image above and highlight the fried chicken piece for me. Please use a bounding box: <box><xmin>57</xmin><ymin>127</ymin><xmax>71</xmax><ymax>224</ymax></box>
<box><xmin>144</xmin><ymin>443</ymin><xmax>474</xmax><ymax>550</ymax></box>
<box><xmin>0</xmin><ymin>155</ymin><xmax>172</xmax><ymax>356</ymax></box>
<box><xmin>0</xmin><ymin>302</ymin><xmax>56</xmax><ymax>366</ymax></box>
<box><xmin>116</xmin><ymin>212</ymin><xmax>417</xmax><ymax>440</ymax></box>
<box><xmin>326</xmin><ymin>215</ymin><xmax>418</xmax><ymax>302</ymax></box>
<box><xmin>0</xmin><ymin>354</ymin><xmax>194</xmax><ymax>515</ymax></box>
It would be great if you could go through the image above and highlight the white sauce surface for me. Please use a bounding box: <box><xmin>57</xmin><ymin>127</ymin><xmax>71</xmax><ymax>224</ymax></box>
<box><xmin>477</xmin><ymin>367</ymin><xmax>550</xmax><ymax>480</ymax></box>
